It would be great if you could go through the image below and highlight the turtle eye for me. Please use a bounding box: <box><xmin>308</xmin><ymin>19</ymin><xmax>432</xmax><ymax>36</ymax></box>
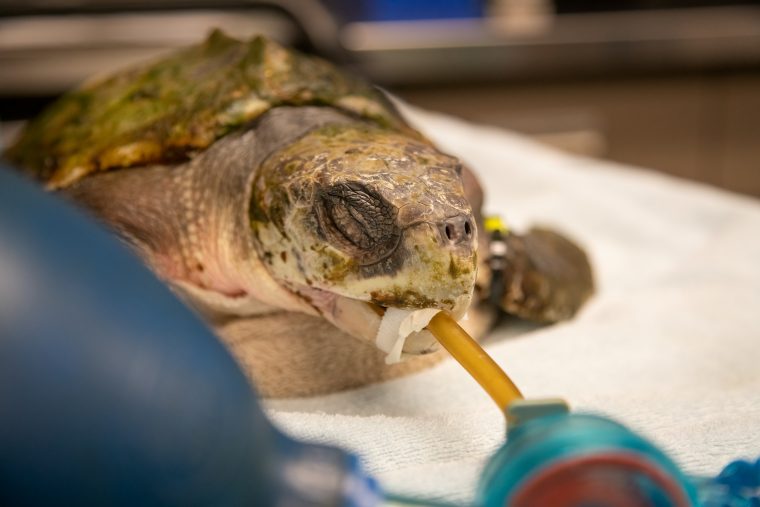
<box><xmin>317</xmin><ymin>182</ymin><xmax>401</xmax><ymax>264</ymax></box>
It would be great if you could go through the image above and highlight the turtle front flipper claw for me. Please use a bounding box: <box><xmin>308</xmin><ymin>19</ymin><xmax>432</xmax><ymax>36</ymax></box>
<box><xmin>489</xmin><ymin>225</ymin><xmax>594</xmax><ymax>323</ymax></box>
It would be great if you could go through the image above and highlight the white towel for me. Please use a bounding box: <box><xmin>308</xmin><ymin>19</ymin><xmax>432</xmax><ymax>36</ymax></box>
<box><xmin>266</xmin><ymin>105</ymin><xmax>760</xmax><ymax>503</ymax></box>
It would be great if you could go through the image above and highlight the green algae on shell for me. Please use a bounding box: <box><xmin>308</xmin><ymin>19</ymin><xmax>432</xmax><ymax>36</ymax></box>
<box><xmin>6</xmin><ymin>30</ymin><xmax>411</xmax><ymax>189</ymax></box>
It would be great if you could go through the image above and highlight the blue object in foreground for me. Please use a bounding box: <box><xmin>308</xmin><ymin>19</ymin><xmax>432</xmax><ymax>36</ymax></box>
<box><xmin>0</xmin><ymin>167</ymin><xmax>379</xmax><ymax>507</ymax></box>
<box><xmin>696</xmin><ymin>457</ymin><xmax>760</xmax><ymax>507</ymax></box>
<box><xmin>476</xmin><ymin>400</ymin><xmax>757</xmax><ymax>507</ymax></box>
<box><xmin>477</xmin><ymin>402</ymin><xmax>699</xmax><ymax>507</ymax></box>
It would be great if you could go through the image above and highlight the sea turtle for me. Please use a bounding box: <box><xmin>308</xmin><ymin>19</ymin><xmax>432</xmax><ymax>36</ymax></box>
<box><xmin>4</xmin><ymin>31</ymin><xmax>594</xmax><ymax>397</ymax></box>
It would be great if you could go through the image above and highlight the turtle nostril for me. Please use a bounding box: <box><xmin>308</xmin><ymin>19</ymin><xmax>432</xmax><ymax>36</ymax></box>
<box><xmin>445</xmin><ymin>224</ymin><xmax>454</xmax><ymax>241</ymax></box>
<box><xmin>441</xmin><ymin>215</ymin><xmax>475</xmax><ymax>246</ymax></box>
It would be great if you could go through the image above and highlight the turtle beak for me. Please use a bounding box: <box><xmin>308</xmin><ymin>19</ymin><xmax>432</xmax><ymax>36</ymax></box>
<box><xmin>317</xmin><ymin>216</ymin><xmax>478</xmax><ymax>357</ymax></box>
<box><xmin>365</xmin><ymin>218</ymin><xmax>477</xmax><ymax>314</ymax></box>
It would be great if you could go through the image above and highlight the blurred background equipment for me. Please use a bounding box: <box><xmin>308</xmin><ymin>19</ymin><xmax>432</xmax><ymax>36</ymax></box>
<box><xmin>2</xmin><ymin>0</ymin><xmax>759</xmax><ymax>196</ymax></box>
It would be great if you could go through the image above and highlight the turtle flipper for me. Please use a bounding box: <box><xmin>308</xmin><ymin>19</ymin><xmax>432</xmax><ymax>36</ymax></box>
<box><xmin>494</xmin><ymin>227</ymin><xmax>594</xmax><ymax>323</ymax></box>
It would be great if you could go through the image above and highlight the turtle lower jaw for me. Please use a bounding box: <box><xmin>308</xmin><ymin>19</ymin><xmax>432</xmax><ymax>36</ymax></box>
<box><xmin>332</xmin><ymin>296</ymin><xmax>444</xmax><ymax>357</ymax></box>
<box><xmin>291</xmin><ymin>284</ymin><xmax>470</xmax><ymax>357</ymax></box>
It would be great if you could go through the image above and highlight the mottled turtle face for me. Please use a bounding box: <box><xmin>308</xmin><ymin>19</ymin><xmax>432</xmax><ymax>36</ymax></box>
<box><xmin>250</xmin><ymin>123</ymin><xmax>477</xmax><ymax>325</ymax></box>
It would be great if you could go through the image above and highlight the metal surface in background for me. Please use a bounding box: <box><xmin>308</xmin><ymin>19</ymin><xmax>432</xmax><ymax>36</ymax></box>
<box><xmin>0</xmin><ymin>1</ymin><xmax>344</xmax><ymax>96</ymax></box>
<box><xmin>1</xmin><ymin>1</ymin><xmax>760</xmax><ymax>95</ymax></box>
<box><xmin>342</xmin><ymin>6</ymin><xmax>760</xmax><ymax>85</ymax></box>
<box><xmin>0</xmin><ymin>9</ymin><xmax>301</xmax><ymax>94</ymax></box>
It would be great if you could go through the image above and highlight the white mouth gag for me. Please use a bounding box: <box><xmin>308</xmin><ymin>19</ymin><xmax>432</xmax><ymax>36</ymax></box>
<box><xmin>375</xmin><ymin>307</ymin><xmax>441</xmax><ymax>364</ymax></box>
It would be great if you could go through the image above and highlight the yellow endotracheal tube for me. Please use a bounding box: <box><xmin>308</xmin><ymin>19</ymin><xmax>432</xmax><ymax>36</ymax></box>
<box><xmin>426</xmin><ymin>312</ymin><xmax>523</xmax><ymax>415</ymax></box>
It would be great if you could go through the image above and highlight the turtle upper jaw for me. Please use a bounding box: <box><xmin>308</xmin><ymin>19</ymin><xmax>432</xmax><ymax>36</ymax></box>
<box><xmin>251</xmin><ymin>211</ymin><xmax>479</xmax><ymax>355</ymax></box>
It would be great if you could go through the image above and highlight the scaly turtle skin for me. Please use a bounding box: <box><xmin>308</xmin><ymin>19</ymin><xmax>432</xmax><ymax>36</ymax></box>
<box><xmin>5</xmin><ymin>31</ymin><xmax>594</xmax><ymax>397</ymax></box>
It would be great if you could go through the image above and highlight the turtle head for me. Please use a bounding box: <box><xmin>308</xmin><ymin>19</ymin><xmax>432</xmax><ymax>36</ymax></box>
<box><xmin>250</xmin><ymin>123</ymin><xmax>478</xmax><ymax>346</ymax></box>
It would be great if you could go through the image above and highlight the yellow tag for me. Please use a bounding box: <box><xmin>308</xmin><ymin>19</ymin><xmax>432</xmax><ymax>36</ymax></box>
<box><xmin>484</xmin><ymin>215</ymin><xmax>509</xmax><ymax>235</ymax></box>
